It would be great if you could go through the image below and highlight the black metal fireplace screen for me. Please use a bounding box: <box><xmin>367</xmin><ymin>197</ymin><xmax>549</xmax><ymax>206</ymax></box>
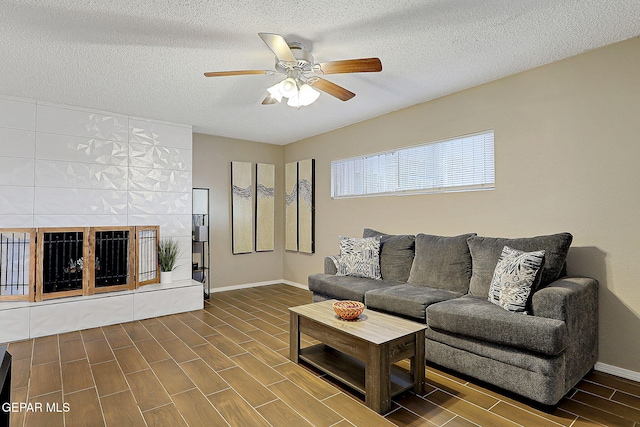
<box><xmin>42</xmin><ymin>231</ymin><xmax>86</xmax><ymax>295</ymax></box>
<box><xmin>0</xmin><ymin>230</ymin><xmax>34</xmax><ymax>300</ymax></box>
<box><xmin>136</xmin><ymin>227</ymin><xmax>159</xmax><ymax>286</ymax></box>
<box><xmin>93</xmin><ymin>229</ymin><xmax>131</xmax><ymax>288</ymax></box>
<box><xmin>0</xmin><ymin>226</ymin><xmax>161</xmax><ymax>302</ymax></box>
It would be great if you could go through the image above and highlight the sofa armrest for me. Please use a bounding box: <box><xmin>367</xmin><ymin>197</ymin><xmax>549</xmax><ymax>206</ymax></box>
<box><xmin>324</xmin><ymin>255</ymin><xmax>340</xmax><ymax>275</ymax></box>
<box><xmin>532</xmin><ymin>277</ymin><xmax>598</xmax><ymax>323</ymax></box>
<box><xmin>532</xmin><ymin>276</ymin><xmax>599</xmax><ymax>386</ymax></box>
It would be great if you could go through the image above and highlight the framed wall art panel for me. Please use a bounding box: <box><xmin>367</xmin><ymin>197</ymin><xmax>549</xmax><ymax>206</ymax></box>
<box><xmin>231</xmin><ymin>161</ymin><xmax>253</xmax><ymax>254</ymax></box>
<box><xmin>255</xmin><ymin>163</ymin><xmax>275</xmax><ymax>252</ymax></box>
<box><xmin>285</xmin><ymin>161</ymin><xmax>298</xmax><ymax>252</ymax></box>
<box><xmin>297</xmin><ymin>158</ymin><xmax>315</xmax><ymax>254</ymax></box>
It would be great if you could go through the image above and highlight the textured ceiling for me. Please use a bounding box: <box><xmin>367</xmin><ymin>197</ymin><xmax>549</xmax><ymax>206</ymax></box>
<box><xmin>1</xmin><ymin>1</ymin><xmax>639</xmax><ymax>145</ymax></box>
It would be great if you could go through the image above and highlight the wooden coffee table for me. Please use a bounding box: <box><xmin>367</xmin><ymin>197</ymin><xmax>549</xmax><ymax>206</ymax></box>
<box><xmin>289</xmin><ymin>300</ymin><xmax>426</xmax><ymax>413</ymax></box>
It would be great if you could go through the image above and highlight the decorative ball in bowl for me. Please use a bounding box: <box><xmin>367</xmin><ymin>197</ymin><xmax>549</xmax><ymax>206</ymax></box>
<box><xmin>333</xmin><ymin>301</ymin><xmax>365</xmax><ymax>320</ymax></box>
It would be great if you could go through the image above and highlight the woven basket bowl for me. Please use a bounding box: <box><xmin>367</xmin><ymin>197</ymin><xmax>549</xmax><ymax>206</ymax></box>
<box><xmin>333</xmin><ymin>301</ymin><xmax>365</xmax><ymax>320</ymax></box>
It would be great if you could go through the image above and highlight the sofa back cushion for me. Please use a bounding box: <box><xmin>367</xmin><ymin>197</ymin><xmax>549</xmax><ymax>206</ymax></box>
<box><xmin>363</xmin><ymin>228</ymin><xmax>415</xmax><ymax>282</ymax></box>
<box><xmin>408</xmin><ymin>233</ymin><xmax>476</xmax><ymax>293</ymax></box>
<box><xmin>468</xmin><ymin>233</ymin><xmax>572</xmax><ymax>298</ymax></box>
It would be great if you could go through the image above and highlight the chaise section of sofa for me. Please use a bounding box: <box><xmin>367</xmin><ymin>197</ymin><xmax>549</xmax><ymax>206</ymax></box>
<box><xmin>425</xmin><ymin>277</ymin><xmax>598</xmax><ymax>405</ymax></box>
<box><xmin>307</xmin><ymin>228</ymin><xmax>599</xmax><ymax>406</ymax></box>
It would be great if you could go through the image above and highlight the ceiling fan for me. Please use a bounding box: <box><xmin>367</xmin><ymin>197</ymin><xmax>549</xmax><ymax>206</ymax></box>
<box><xmin>204</xmin><ymin>33</ymin><xmax>382</xmax><ymax>107</ymax></box>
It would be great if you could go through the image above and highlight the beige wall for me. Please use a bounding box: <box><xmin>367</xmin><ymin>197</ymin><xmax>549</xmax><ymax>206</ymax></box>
<box><xmin>282</xmin><ymin>37</ymin><xmax>640</xmax><ymax>372</ymax></box>
<box><xmin>192</xmin><ymin>134</ymin><xmax>284</xmax><ymax>288</ymax></box>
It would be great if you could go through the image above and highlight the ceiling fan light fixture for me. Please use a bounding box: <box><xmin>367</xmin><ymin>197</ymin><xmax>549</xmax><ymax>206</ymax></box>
<box><xmin>286</xmin><ymin>94</ymin><xmax>301</xmax><ymax>108</ymax></box>
<box><xmin>204</xmin><ymin>33</ymin><xmax>383</xmax><ymax>108</ymax></box>
<box><xmin>266</xmin><ymin>83</ymin><xmax>283</xmax><ymax>102</ymax></box>
<box><xmin>297</xmin><ymin>84</ymin><xmax>320</xmax><ymax>106</ymax></box>
<box><xmin>279</xmin><ymin>77</ymin><xmax>298</xmax><ymax>98</ymax></box>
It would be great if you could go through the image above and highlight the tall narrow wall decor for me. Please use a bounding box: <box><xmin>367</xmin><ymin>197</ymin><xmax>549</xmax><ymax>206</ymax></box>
<box><xmin>298</xmin><ymin>159</ymin><xmax>315</xmax><ymax>253</ymax></box>
<box><xmin>255</xmin><ymin>163</ymin><xmax>275</xmax><ymax>252</ymax></box>
<box><xmin>231</xmin><ymin>161</ymin><xmax>253</xmax><ymax>254</ymax></box>
<box><xmin>285</xmin><ymin>161</ymin><xmax>298</xmax><ymax>251</ymax></box>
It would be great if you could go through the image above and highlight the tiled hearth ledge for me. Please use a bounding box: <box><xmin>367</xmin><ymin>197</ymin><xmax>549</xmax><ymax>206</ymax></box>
<box><xmin>0</xmin><ymin>279</ymin><xmax>203</xmax><ymax>343</ymax></box>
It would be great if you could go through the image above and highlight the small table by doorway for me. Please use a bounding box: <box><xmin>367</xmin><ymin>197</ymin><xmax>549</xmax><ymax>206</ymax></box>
<box><xmin>289</xmin><ymin>300</ymin><xmax>426</xmax><ymax>414</ymax></box>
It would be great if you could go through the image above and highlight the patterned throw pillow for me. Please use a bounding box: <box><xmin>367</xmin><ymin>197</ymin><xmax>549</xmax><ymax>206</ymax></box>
<box><xmin>336</xmin><ymin>236</ymin><xmax>382</xmax><ymax>280</ymax></box>
<box><xmin>488</xmin><ymin>246</ymin><xmax>545</xmax><ymax>313</ymax></box>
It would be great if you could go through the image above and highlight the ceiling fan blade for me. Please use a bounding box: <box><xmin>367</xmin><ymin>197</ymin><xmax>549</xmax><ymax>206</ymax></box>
<box><xmin>258</xmin><ymin>33</ymin><xmax>296</xmax><ymax>62</ymax></box>
<box><xmin>262</xmin><ymin>94</ymin><xmax>278</xmax><ymax>105</ymax></box>
<box><xmin>318</xmin><ymin>58</ymin><xmax>382</xmax><ymax>74</ymax></box>
<box><xmin>204</xmin><ymin>70</ymin><xmax>268</xmax><ymax>77</ymax></box>
<box><xmin>310</xmin><ymin>78</ymin><xmax>355</xmax><ymax>101</ymax></box>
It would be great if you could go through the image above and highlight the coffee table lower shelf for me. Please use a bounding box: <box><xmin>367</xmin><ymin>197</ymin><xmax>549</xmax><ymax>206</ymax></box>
<box><xmin>299</xmin><ymin>343</ymin><xmax>414</xmax><ymax>397</ymax></box>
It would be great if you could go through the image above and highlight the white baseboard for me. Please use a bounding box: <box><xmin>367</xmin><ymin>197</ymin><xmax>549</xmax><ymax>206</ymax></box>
<box><xmin>595</xmin><ymin>362</ymin><xmax>640</xmax><ymax>383</ymax></box>
<box><xmin>280</xmin><ymin>280</ymin><xmax>309</xmax><ymax>290</ymax></box>
<box><xmin>210</xmin><ymin>279</ymin><xmax>308</xmax><ymax>293</ymax></box>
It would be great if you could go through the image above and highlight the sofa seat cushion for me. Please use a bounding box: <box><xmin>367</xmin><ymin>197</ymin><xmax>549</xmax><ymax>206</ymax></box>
<box><xmin>426</xmin><ymin>295</ymin><xmax>568</xmax><ymax>356</ymax></box>
<box><xmin>363</xmin><ymin>228</ymin><xmax>415</xmax><ymax>282</ymax></box>
<box><xmin>365</xmin><ymin>284</ymin><xmax>462</xmax><ymax>322</ymax></box>
<box><xmin>408</xmin><ymin>233</ymin><xmax>476</xmax><ymax>293</ymax></box>
<box><xmin>308</xmin><ymin>273</ymin><xmax>401</xmax><ymax>303</ymax></box>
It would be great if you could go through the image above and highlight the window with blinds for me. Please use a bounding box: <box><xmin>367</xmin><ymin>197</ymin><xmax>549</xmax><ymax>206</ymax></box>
<box><xmin>331</xmin><ymin>131</ymin><xmax>495</xmax><ymax>198</ymax></box>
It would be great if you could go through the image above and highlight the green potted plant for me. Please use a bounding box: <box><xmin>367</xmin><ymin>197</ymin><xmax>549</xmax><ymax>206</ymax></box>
<box><xmin>158</xmin><ymin>238</ymin><xmax>182</xmax><ymax>284</ymax></box>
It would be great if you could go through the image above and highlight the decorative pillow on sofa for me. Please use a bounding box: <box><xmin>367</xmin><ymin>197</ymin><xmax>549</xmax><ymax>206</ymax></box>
<box><xmin>363</xmin><ymin>228</ymin><xmax>415</xmax><ymax>282</ymax></box>
<box><xmin>336</xmin><ymin>236</ymin><xmax>382</xmax><ymax>280</ymax></box>
<box><xmin>488</xmin><ymin>246</ymin><xmax>546</xmax><ymax>313</ymax></box>
<box><xmin>407</xmin><ymin>233</ymin><xmax>476</xmax><ymax>294</ymax></box>
<box><xmin>467</xmin><ymin>232</ymin><xmax>572</xmax><ymax>298</ymax></box>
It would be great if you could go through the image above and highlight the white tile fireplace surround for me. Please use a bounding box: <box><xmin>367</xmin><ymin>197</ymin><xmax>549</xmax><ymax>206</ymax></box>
<box><xmin>0</xmin><ymin>94</ymin><xmax>202</xmax><ymax>340</ymax></box>
<box><xmin>0</xmin><ymin>280</ymin><xmax>203</xmax><ymax>342</ymax></box>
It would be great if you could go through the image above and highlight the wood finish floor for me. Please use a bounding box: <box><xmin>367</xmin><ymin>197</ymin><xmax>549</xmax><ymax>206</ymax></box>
<box><xmin>6</xmin><ymin>284</ymin><xmax>640</xmax><ymax>426</ymax></box>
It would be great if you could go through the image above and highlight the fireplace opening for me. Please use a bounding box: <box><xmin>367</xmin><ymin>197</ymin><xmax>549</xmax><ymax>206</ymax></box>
<box><xmin>136</xmin><ymin>227</ymin><xmax>159</xmax><ymax>286</ymax></box>
<box><xmin>5</xmin><ymin>225</ymin><xmax>161</xmax><ymax>301</ymax></box>
<box><xmin>93</xmin><ymin>229</ymin><xmax>131</xmax><ymax>288</ymax></box>
<box><xmin>0</xmin><ymin>230</ymin><xmax>34</xmax><ymax>300</ymax></box>
<box><xmin>42</xmin><ymin>231</ymin><xmax>86</xmax><ymax>295</ymax></box>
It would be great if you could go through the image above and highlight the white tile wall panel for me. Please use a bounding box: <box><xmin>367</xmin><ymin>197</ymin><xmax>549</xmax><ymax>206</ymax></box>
<box><xmin>129</xmin><ymin>143</ymin><xmax>192</xmax><ymax>171</ymax></box>
<box><xmin>0</xmin><ymin>128</ymin><xmax>36</xmax><ymax>158</ymax></box>
<box><xmin>129</xmin><ymin>118</ymin><xmax>193</xmax><ymax>149</ymax></box>
<box><xmin>34</xmin><ymin>187</ymin><xmax>128</xmax><ymax>215</ymax></box>
<box><xmin>30</xmin><ymin>293</ymin><xmax>134</xmax><ymax>337</ymax></box>
<box><xmin>0</xmin><ymin>186</ymin><xmax>34</xmax><ymax>215</ymax></box>
<box><xmin>0</xmin><ymin>281</ymin><xmax>202</xmax><ymax>341</ymax></box>
<box><xmin>133</xmin><ymin>280</ymin><xmax>203</xmax><ymax>320</ymax></box>
<box><xmin>36</xmin><ymin>104</ymin><xmax>128</xmax><ymax>141</ymax></box>
<box><xmin>0</xmin><ymin>214</ymin><xmax>34</xmax><ymax>227</ymax></box>
<box><xmin>172</xmin><ymin>236</ymin><xmax>193</xmax><ymax>251</ymax></box>
<box><xmin>128</xmin><ymin>214</ymin><xmax>191</xmax><ymax>237</ymax></box>
<box><xmin>172</xmin><ymin>255</ymin><xmax>194</xmax><ymax>281</ymax></box>
<box><xmin>34</xmin><ymin>214</ymin><xmax>128</xmax><ymax>228</ymax></box>
<box><xmin>159</xmin><ymin>236</ymin><xmax>192</xmax><ymax>281</ymax></box>
<box><xmin>128</xmin><ymin>191</ymin><xmax>191</xmax><ymax>215</ymax></box>
<box><xmin>35</xmin><ymin>133</ymin><xmax>128</xmax><ymax>166</ymax></box>
<box><xmin>0</xmin><ymin>96</ymin><xmax>36</xmax><ymax>130</ymax></box>
<box><xmin>0</xmin><ymin>305</ymin><xmax>30</xmax><ymax>343</ymax></box>
<box><xmin>128</xmin><ymin>167</ymin><xmax>191</xmax><ymax>193</ymax></box>
<box><xmin>35</xmin><ymin>160</ymin><xmax>128</xmax><ymax>190</ymax></box>
<box><xmin>0</xmin><ymin>158</ymin><xmax>35</xmax><ymax>186</ymax></box>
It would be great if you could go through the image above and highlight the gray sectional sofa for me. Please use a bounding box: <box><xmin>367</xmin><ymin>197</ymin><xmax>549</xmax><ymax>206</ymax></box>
<box><xmin>308</xmin><ymin>229</ymin><xmax>598</xmax><ymax>406</ymax></box>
